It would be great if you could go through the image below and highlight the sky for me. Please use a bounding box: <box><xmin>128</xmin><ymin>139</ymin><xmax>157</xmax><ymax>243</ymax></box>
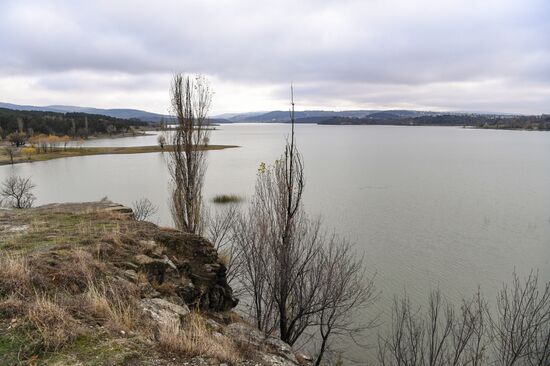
<box><xmin>0</xmin><ymin>0</ymin><xmax>549</xmax><ymax>115</ymax></box>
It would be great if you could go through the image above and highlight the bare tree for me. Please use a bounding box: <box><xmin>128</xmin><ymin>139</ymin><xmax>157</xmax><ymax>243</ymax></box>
<box><xmin>233</xmin><ymin>87</ymin><xmax>377</xmax><ymax>364</ymax></box>
<box><xmin>132</xmin><ymin>198</ymin><xmax>158</xmax><ymax>221</ymax></box>
<box><xmin>313</xmin><ymin>238</ymin><xmax>378</xmax><ymax>365</ymax></box>
<box><xmin>378</xmin><ymin>272</ymin><xmax>550</xmax><ymax>366</ymax></box>
<box><xmin>490</xmin><ymin>271</ymin><xmax>550</xmax><ymax>366</ymax></box>
<box><xmin>205</xmin><ymin>203</ymin><xmax>242</xmax><ymax>287</ymax></box>
<box><xmin>168</xmin><ymin>73</ymin><xmax>212</xmax><ymax>234</ymax></box>
<box><xmin>377</xmin><ymin>289</ymin><xmax>489</xmax><ymax>366</ymax></box>
<box><xmin>0</xmin><ymin>175</ymin><xmax>36</xmax><ymax>209</ymax></box>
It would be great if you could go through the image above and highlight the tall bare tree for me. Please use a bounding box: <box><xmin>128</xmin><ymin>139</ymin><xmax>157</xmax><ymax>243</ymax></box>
<box><xmin>168</xmin><ymin>74</ymin><xmax>212</xmax><ymax>234</ymax></box>
<box><xmin>233</xmin><ymin>86</ymin><xmax>377</xmax><ymax>364</ymax></box>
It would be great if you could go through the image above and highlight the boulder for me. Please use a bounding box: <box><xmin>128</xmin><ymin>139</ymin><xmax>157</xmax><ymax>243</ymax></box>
<box><xmin>225</xmin><ymin>323</ymin><xmax>299</xmax><ymax>365</ymax></box>
<box><xmin>139</xmin><ymin>298</ymin><xmax>190</xmax><ymax>327</ymax></box>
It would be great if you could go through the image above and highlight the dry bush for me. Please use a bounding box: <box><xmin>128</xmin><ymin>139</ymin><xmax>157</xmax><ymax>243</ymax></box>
<box><xmin>158</xmin><ymin>312</ymin><xmax>242</xmax><ymax>364</ymax></box>
<box><xmin>27</xmin><ymin>295</ymin><xmax>79</xmax><ymax>350</ymax></box>
<box><xmin>0</xmin><ymin>255</ymin><xmax>31</xmax><ymax>297</ymax></box>
<box><xmin>84</xmin><ymin>281</ymin><xmax>139</xmax><ymax>332</ymax></box>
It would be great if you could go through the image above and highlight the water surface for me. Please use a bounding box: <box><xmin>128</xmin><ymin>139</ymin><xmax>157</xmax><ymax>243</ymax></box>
<box><xmin>2</xmin><ymin>124</ymin><xmax>549</xmax><ymax>363</ymax></box>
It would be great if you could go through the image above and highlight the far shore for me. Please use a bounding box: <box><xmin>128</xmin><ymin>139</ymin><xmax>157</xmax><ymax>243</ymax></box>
<box><xmin>0</xmin><ymin>144</ymin><xmax>239</xmax><ymax>166</ymax></box>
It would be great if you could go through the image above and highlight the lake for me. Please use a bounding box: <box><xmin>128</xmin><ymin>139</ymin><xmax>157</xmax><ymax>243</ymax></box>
<box><xmin>1</xmin><ymin>124</ymin><xmax>549</xmax><ymax>363</ymax></box>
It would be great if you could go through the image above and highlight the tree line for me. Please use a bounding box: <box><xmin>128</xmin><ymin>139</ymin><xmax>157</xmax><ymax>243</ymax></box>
<box><xmin>318</xmin><ymin>114</ymin><xmax>550</xmax><ymax>130</ymax></box>
<box><xmin>0</xmin><ymin>108</ymin><xmax>148</xmax><ymax>140</ymax></box>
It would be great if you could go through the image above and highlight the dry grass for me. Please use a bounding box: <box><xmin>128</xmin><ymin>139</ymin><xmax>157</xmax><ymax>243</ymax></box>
<box><xmin>30</xmin><ymin>248</ymin><xmax>105</xmax><ymax>293</ymax></box>
<box><xmin>0</xmin><ymin>255</ymin><xmax>31</xmax><ymax>296</ymax></box>
<box><xmin>84</xmin><ymin>281</ymin><xmax>139</xmax><ymax>332</ymax></box>
<box><xmin>158</xmin><ymin>312</ymin><xmax>242</xmax><ymax>365</ymax></box>
<box><xmin>0</xmin><ymin>294</ymin><xmax>26</xmax><ymax>318</ymax></box>
<box><xmin>27</xmin><ymin>295</ymin><xmax>79</xmax><ymax>350</ymax></box>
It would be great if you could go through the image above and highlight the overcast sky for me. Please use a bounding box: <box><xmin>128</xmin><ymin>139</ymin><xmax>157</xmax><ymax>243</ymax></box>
<box><xmin>0</xmin><ymin>0</ymin><xmax>548</xmax><ymax>115</ymax></box>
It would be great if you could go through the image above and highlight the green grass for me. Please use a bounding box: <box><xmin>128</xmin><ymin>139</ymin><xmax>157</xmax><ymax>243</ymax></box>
<box><xmin>211</xmin><ymin>194</ymin><xmax>244</xmax><ymax>204</ymax></box>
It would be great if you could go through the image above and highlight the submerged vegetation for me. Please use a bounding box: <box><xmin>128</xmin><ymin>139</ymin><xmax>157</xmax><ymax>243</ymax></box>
<box><xmin>212</xmin><ymin>194</ymin><xmax>244</xmax><ymax>204</ymax></box>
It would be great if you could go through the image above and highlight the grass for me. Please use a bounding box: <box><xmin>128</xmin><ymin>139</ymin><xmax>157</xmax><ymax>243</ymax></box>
<box><xmin>0</xmin><ymin>144</ymin><xmax>239</xmax><ymax>165</ymax></box>
<box><xmin>0</xmin><ymin>202</ymin><xmax>268</xmax><ymax>365</ymax></box>
<box><xmin>158</xmin><ymin>312</ymin><xmax>242</xmax><ymax>365</ymax></box>
<box><xmin>27</xmin><ymin>295</ymin><xmax>79</xmax><ymax>351</ymax></box>
<box><xmin>83</xmin><ymin>281</ymin><xmax>140</xmax><ymax>333</ymax></box>
<box><xmin>212</xmin><ymin>194</ymin><xmax>244</xmax><ymax>204</ymax></box>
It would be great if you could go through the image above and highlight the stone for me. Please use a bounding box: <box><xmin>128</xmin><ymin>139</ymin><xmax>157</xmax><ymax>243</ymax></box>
<box><xmin>225</xmin><ymin>323</ymin><xmax>299</xmax><ymax>365</ymax></box>
<box><xmin>139</xmin><ymin>298</ymin><xmax>190</xmax><ymax>327</ymax></box>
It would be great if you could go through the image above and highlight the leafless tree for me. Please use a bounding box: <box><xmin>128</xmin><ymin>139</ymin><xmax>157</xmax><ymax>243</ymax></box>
<box><xmin>378</xmin><ymin>272</ymin><xmax>550</xmax><ymax>366</ymax></box>
<box><xmin>233</xmin><ymin>87</ymin><xmax>377</xmax><ymax>364</ymax></box>
<box><xmin>132</xmin><ymin>198</ymin><xmax>158</xmax><ymax>221</ymax></box>
<box><xmin>378</xmin><ymin>289</ymin><xmax>490</xmax><ymax>366</ymax></box>
<box><xmin>313</xmin><ymin>238</ymin><xmax>378</xmax><ymax>365</ymax></box>
<box><xmin>0</xmin><ymin>175</ymin><xmax>36</xmax><ymax>209</ymax></box>
<box><xmin>490</xmin><ymin>271</ymin><xmax>550</xmax><ymax>366</ymax></box>
<box><xmin>205</xmin><ymin>202</ymin><xmax>242</xmax><ymax>287</ymax></box>
<box><xmin>167</xmin><ymin>73</ymin><xmax>212</xmax><ymax>234</ymax></box>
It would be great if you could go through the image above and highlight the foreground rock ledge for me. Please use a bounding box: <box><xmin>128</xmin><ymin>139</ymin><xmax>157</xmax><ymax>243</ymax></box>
<box><xmin>0</xmin><ymin>201</ymin><xmax>309</xmax><ymax>366</ymax></box>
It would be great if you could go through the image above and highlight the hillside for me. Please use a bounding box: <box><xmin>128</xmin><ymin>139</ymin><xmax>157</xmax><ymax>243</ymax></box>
<box><xmin>0</xmin><ymin>108</ymin><xmax>149</xmax><ymax>138</ymax></box>
<box><xmin>0</xmin><ymin>201</ymin><xmax>308</xmax><ymax>365</ymax></box>
<box><xmin>0</xmin><ymin>103</ymin><xmax>170</xmax><ymax>123</ymax></box>
<box><xmin>220</xmin><ymin>109</ymin><xmax>441</xmax><ymax>123</ymax></box>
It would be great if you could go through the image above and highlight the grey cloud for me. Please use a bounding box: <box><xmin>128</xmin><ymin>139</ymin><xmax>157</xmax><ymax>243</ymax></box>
<box><xmin>0</xmin><ymin>0</ymin><xmax>548</xmax><ymax>113</ymax></box>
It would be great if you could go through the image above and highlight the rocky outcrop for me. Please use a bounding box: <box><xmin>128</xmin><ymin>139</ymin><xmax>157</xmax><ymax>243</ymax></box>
<box><xmin>33</xmin><ymin>201</ymin><xmax>238</xmax><ymax>312</ymax></box>
<box><xmin>3</xmin><ymin>201</ymin><xmax>306</xmax><ymax>366</ymax></box>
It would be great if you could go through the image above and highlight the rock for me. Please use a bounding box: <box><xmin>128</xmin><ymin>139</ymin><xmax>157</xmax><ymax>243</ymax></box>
<box><xmin>132</xmin><ymin>253</ymin><xmax>180</xmax><ymax>285</ymax></box>
<box><xmin>138</xmin><ymin>281</ymin><xmax>160</xmax><ymax>298</ymax></box>
<box><xmin>225</xmin><ymin>323</ymin><xmax>299</xmax><ymax>365</ymax></box>
<box><xmin>139</xmin><ymin>298</ymin><xmax>190</xmax><ymax>327</ymax></box>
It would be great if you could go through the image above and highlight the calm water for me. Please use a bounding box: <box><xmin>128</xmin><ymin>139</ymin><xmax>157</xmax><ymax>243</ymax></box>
<box><xmin>2</xmin><ymin>124</ymin><xmax>549</xmax><ymax>363</ymax></box>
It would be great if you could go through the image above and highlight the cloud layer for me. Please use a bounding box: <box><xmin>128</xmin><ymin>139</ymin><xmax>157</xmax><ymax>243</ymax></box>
<box><xmin>0</xmin><ymin>0</ymin><xmax>549</xmax><ymax>114</ymax></box>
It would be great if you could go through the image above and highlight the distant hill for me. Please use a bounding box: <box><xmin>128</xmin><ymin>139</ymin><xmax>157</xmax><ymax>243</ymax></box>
<box><xmin>318</xmin><ymin>114</ymin><xmax>550</xmax><ymax>130</ymax></box>
<box><xmin>0</xmin><ymin>107</ymin><xmax>148</xmax><ymax>138</ymax></box>
<box><xmin>0</xmin><ymin>102</ymin><xmax>170</xmax><ymax>123</ymax></box>
<box><xmin>216</xmin><ymin>109</ymin><xmax>441</xmax><ymax>123</ymax></box>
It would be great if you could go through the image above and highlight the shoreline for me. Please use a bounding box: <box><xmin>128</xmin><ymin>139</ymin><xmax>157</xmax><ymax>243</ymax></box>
<box><xmin>0</xmin><ymin>144</ymin><xmax>239</xmax><ymax>166</ymax></box>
